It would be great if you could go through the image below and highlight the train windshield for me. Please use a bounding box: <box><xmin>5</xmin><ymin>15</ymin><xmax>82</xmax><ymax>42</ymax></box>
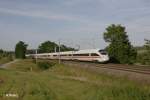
<box><xmin>99</xmin><ymin>50</ymin><xmax>107</xmax><ymax>55</ymax></box>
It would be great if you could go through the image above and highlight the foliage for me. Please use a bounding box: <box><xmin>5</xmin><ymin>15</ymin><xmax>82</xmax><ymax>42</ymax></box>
<box><xmin>136</xmin><ymin>39</ymin><xmax>150</xmax><ymax>65</ymax></box>
<box><xmin>15</xmin><ymin>41</ymin><xmax>28</xmax><ymax>59</ymax></box>
<box><xmin>103</xmin><ymin>24</ymin><xmax>137</xmax><ymax>64</ymax></box>
<box><xmin>134</xmin><ymin>46</ymin><xmax>145</xmax><ymax>51</ymax></box>
<box><xmin>38</xmin><ymin>41</ymin><xmax>58</xmax><ymax>53</ymax></box>
<box><xmin>26</xmin><ymin>49</ymin><xmax>37</xmax><ymax>54</ymax></box>
<box><xmin>8</xmin><ymin>55</ymin><xmax>13</xmax><ymax>61</ymax></box>
<box><xmin>145</xmin><ymin>39</ymin><xmax>150</xmax><ymax>53</ymax></box>
<box><xmin>137</xmin><ymin>53</ymin><xmax>150</xmax><ymax>65</ymax></box>
<box><xmin>0</xmin><ymin>49</ymin><xmax>3</xmax><ymax>53</ymax></box>
<box><xmin>38</xmin><ymin>41</ymin><xmax>75</xmax><ymax>53</ymax></box>
<box><xmin>0</xmin><ymin>49</ymin><xmax>13</xmax><ymax>58</ymax></box>
<box><xmin>60</xmin><ymin>44</ymin><xmax>75</xmax><ymax>52</ymax></box>
<box><xmin>0</xmin><ymin>49</ymin><xmax>14</xmax><ymax>63</ymax></box>
<box><xmin>37</xmin><ymin>61</ymin><xmax>55</xmax><ymax>70</ymax></box>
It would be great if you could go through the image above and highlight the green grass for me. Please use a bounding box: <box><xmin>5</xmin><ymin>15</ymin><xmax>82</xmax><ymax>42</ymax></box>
<box><xmin>0</xmin><ymin>59</ymin><xmax>150</xmax><ymax>100</ymax></box>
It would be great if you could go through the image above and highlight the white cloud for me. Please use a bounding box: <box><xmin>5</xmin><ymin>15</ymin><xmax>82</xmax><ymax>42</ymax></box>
<box><xmin>0</xmin><ymin>8</ymin><xmax>76</xmax><ymax>21</ymax></box>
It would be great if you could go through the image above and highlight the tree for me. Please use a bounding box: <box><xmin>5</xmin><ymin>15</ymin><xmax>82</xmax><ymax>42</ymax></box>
<box><xmin>0</xmin><ymin>49</ymin><xmax>3</xmax><ymax>53</ymax></box>
<box><xmin>38</xmin><ymin>41</ymin><xmax>76</xmax><ymax>53</ymax></box>
<box><xmin>145</xmin><ymin>39</ymin><xmax>150</xmax><ymax>54</ymax></box>
<box><xmin>60</xmin><ymin>44</ymin><xmax>75</xmax><ymax>51</ymax></box>
<box><xmin>38</xmin><ymin>41</ymin><xmax>58</xmax><ymax>53</ymax></box>
<box><xmin>144</xmin><ymin>39</ymin><xmax>150</xmax><ymax>64</ymax></box>
<box><xmin>15</xmin><ymin>41</ymin><xmax>28</xmax><ymax>59</ymax></box>
<box><xmin>103</xmin><ymin>24</ymin><xmax>137</xmax><ymax>64</ymax></box>
<box><xmin>136</xmin><ymin>39</ymin><xmax>150</xmax><ymax>65</ymax></box>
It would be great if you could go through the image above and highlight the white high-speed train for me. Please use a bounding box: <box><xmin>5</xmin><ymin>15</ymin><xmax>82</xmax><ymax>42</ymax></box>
<box><xmin>26</xmin><ymin>49</ymin><xmax>109</xmax><ymax>63</ymax></box>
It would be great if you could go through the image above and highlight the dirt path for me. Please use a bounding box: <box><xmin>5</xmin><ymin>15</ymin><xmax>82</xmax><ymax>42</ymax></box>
<box><xmin>0</xmin><ymin>59</ymin><xmax>19</xmax><ymax>69</ymax></box>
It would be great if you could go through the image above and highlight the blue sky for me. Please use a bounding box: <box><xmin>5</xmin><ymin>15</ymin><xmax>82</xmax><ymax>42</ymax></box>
<box><xmin>0</xmin><ymin>0</ymin><xmax>150</xmax><ymax>50</ymax></box>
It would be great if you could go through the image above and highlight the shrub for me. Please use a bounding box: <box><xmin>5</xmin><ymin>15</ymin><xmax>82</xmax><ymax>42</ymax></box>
<box><xmin>8</xmin><ymin>55</ymin><xmax>13</xmax><ymax>61</ymax></box>
<box><xmin>37</xmin><ymin>61</ymin><xmax>55</xmax><ymax>70</ymax></box>
<box><xmin>136</xmin><ymin>53</ymin><xmax>150</xmax><ymax>65</ymax></box>
<box><xmin>32</xmin><ymin>59</ymin><xmax>36</xmax><ymax>64</ymax></box>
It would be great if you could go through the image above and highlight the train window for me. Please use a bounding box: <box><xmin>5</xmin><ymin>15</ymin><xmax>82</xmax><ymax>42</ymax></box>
<box><xmin>91</xmin><ymin>53</ymin><xmax>99</xmax><ymax>56</ymax></box>
<box><xmin>99</xmin><ymin>50</ymin><xmax>107</xmax><ymax>55</ymax></box>
<box><xmin>73</xmin><ymin>54</ymin><xmax>89</xmax><ymax>56</ymax></box>
<box><xmin>53</xmin><ymin>55</ymin><xmax>57</xmax><ymax>56</ymax></box>
<box><xmin>81</xmin><ymin>54</ymin><xmax>89</xmax><ymax>56</ymax></box>
<box><xmin>61</xmin><ymin>55</ymin><xmax>67</xmax><ymax>56</ymax></box>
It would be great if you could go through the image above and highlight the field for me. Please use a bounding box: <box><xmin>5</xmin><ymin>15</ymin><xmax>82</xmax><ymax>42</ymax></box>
<box><xmin>0</xmin><ymin>59</ymin><xmax>150</xmax><ymax>100</ymax></box>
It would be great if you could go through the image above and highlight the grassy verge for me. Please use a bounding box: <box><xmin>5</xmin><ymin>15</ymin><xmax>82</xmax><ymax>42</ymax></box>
<box><xmin>0</xmin><ymin>59</ymin><xmax>150</xmax><ymax>100</ymax></box>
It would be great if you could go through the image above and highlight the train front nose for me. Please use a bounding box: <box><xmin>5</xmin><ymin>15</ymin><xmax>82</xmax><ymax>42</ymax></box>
<box><xmin>99</xmin><ymin>50</ymin><xmax>109</xmax><ymax>62</ymax></box>
<box><xmin>103</xmin><ymin>55</ymin><xmax>109</xmax><ymax>61</ymax></box>
<box><xmin>101</xmin><ymin>55</ymin><xmax>109</xmax><ymax>62</ymax></box>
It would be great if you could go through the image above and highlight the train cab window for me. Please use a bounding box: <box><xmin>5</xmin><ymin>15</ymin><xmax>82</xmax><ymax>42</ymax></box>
<box><xmin>99</xmin><ymin>50</ymin><xmax>107</xmax><ymax>55</ymax></box>
<box><xmin>91</xmin><ymin>53</ymin><xmax>99</xmax><ymax>56</ymax></box>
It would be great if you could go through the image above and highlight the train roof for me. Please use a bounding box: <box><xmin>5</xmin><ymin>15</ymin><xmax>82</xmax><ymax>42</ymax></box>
<box><xmin>53</xmin><ymin>49</ymin><xmax>100</xmax><ymax>55</ymax></box>
<box><xmin>73</xmin><ymin>49</ymin><xmax>100</xmax><ymax>54</ymax></box>
<box><xmin>26</xmin><ymin>49</ymin><xmax>103</xmax><ymax>56</ymax></box>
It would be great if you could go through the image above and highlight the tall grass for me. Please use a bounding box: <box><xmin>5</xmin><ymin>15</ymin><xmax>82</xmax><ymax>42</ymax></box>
<box><xmin>0</xmin><ymin>59</ymin><xmax>150</xmax><ymax>100</ymax></box>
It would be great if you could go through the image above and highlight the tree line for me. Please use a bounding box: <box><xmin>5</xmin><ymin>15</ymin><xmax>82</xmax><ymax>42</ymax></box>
<box><xmin>38</xmin><ymin>41</ymin><xmax>75</xmax><ymax>53</ymax></box>
<box><xmin>15</xmin><ymin>41</ymin><xmax>76</xmax><ymax>59</ymax></box>
<box><xmin>0</xmin><ymin>49</ymin><xmax>14</xmax><ymax>61</ymax></box>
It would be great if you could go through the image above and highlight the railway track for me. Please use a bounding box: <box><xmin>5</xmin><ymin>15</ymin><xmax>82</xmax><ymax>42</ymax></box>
<box><xmin>63</xmin><ymin>61</ymin><xmax>150</xmax><ymax>75</ymax></box>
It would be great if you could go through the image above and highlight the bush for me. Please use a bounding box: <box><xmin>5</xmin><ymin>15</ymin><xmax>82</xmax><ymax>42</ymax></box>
<box><xmin>136</xmin><ymin>53</ymin><xmax>150</xmax><ymax>65</ymax></box>
<box><xmin>37</xmin><ymin>61</ymin><xmax>55</xmax><ymax>70</ymax></box>
<box><xmin>32</xmin><ymin>59</ymin><xmax>36</xmax><ymax>64</ymax></box>
<box><xmin>8</xmin><ymin>55</ymin><xmax>13</xmax><ymax>61</ymax></box>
